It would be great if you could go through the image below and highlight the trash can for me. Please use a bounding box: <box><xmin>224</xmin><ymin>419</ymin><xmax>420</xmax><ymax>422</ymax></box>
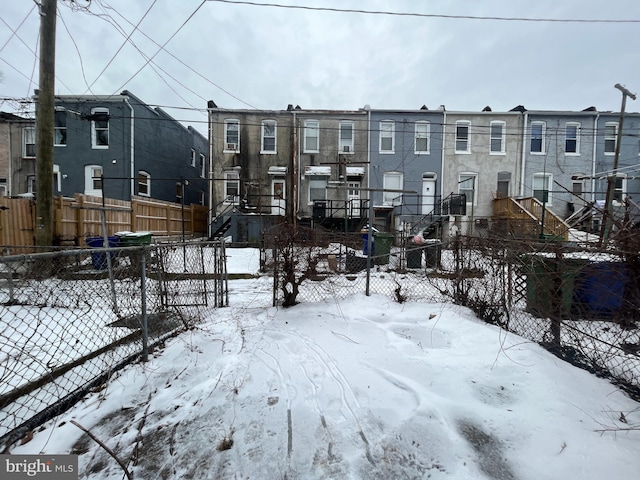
<box><xmin>86</xmin><ymin>236</ymin><xmax>120</xmax><ymax>270</ymax></box>
<box><xmin>372</xmin><ymin>232</ymin><xmax>394</xmax><ymax>265</ymax></box>
<box><xmin>406</xmin><ymin>244</ymin><xmax>423</xmax><ymax>269</ymax></box>
<box><xmin>362</xmin><ymin>233</ymin><xmax>374</xmax><ymax>255</ymax></box>
<box><xmin>424</xmin><ymin>240</ymin><xmax>442</xmax><ymax>268</ymax></box>
<box><xmin>116</xmin><ymin>232</ymin><xmax>153</xmax><ymax>270</ymax></box>
<box><xmin>574</xmin><ymin>261</ymin><xmax>628</xmax><ymax>317</ymax></box>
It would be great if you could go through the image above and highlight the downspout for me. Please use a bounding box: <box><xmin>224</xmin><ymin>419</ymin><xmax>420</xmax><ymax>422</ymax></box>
<box><xmin>440</xmin><ymin>110</ymin><xmax>446</xmax><ymax>206</ymax></box>
<box><xmin>519</xmin><ymin>111</ymin><xmax>528</xmax><ymax>197</ymax></box>
<box><xmin>292</xmin><ymin>110</ymin><xmax>297</xmax><ymax>226</ymax></box>
<box><xmin>591</xmin><ymin>113</ymin><xmax>600</xmax><ymax>204</ymax></box>
<box><xmin>208</xmin><ymin>108</ymin><xmax>214</xmax><ymax>237</ymax></box>
<box><xmin>366</xmin><ymin>107</ymin><xmax>371</xmax><ymax>219</ymax></box>
<box><xmin>123</xmin><ymin>97</ymin><xmax>135</xmax><ymax>198</ymax></box>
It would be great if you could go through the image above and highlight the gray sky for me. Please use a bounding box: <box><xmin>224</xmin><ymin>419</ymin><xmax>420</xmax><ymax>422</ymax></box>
<box><xmin>1</xmin><ymin>0</ymin><xmax>640</xmax><ymax>136</ymax></box>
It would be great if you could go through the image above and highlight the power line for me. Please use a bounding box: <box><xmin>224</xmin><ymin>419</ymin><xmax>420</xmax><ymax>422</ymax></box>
<box><xmin>206</xmin><ymin>0</ymin><xmax>640</xmax><ymax>24</ymax></box>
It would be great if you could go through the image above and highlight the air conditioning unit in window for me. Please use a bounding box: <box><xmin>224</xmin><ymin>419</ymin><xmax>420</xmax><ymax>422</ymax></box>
<box><xmin>226</xmin><ymin>143</ymin><xmax>238</xmax><ymax>151</ymax></box>
<box><xmin>342</xmin><ymin>145</ymin><xmax>350</xmax><ymax>153</ymax></box>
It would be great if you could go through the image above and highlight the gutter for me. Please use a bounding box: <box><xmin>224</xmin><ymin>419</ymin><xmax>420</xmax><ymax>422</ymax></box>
<box><xmin>519</xmin><ymin>111</ymin><xmax>528</xmax><ymax>196</ymax></box>
<box><xmin>123</xmin><ymin>97</ymin><xmax>135</xmax><ymax>197</ymax></box>
<box><xmin>591</xmin><ymin>113</ymin><xmax>600</xmax><ymax>204</ymax></box>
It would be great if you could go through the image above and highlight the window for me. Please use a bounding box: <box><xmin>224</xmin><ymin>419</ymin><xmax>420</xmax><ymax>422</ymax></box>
<box><xmin>415</xmin><ymin>121</ymin><xmax>430</xmax><ymax>153</ymax></box>
<box><xmin>379</xmin><ymin>121</ymin><xmax>394</xmax><ymax>153</ymax></box>
<box><xmin>458</xmin><ymin>173</ymin><xmax>477</xmax><ymax>205</ymax></box>
<box><xmin>224</xmin><ymin>171</ymin><xmax>240</xmax><ymax>204</ymax></box>
<box><xmin>199</xmin><ymin>154</ymin><xmax>206</xmax><ymax>178</ymax></box>
<box><xmin>84</xmin><ymin>165</ymin><xmax>103</xmax><ymax>196</ymax></box>
<box><xmin>138</xmin><ymin>171</ymin><xmax>150</xmax><ymax>196</ymax></box>
<box><xmin>533</xmin><ymin>173</ymin><xmax>552</xmax><ymax>205</ymax></box>
<box><xmin>53</xmin><ymin>164</ymin><xmax>61</xmax><ymax>193</ymax></box>
<box><xmin>383</xmin><ymin>172</ymin><xmax>403</xmax><ymax>205</ymax></box>
<box><xmin>91</xmin><ymin>108</ymin><xmax>109</xmax><ymax>148</ymax></box>
<box><xmin>309</xmin><ymin>177</ymin><xmax>327</xmax><ymax>203</ymax></box>
<box><xmin>54</xmin><ymin>109</ymin><xmax>66</xmax><ymax>146</ymax></box>
<box><xmin>27</xmin><ymin>175</ymin><xmax>35</xmax><ymax>193</ymax></box>
<box><xmin>304</xmin><ymin>120</ymin><xmax>319</xmax><ymax>152</ymax></box>
<box><xmin>190</xmin><ymin>149</ymin><xmax>196</xmax><ymax>167</ymax></box>
<box><xmin>496</xmin><ymin>171</ymin><xmax>511</xmax><ymax>198</ymax></box>
<box><xmin>530</xmin><ymin>122</ymin><xmax>545</xmax><ymax>153</ymax></box>
<box><xmin>199</xmin><ymin>190</ymin><xmax>205</xmax><ymax>206</ymax></box>
<box><xmin>565</xmin><ymin>122</ymin><xmax>580</xmax><ymax>154</ymax></box>
<box><xmin>455</xmin><ymin>121</ymin><xmax>470</xmax><ymax>153</ymax></box>
<box><xmin>339</xmin><ymin>121</ymin><xmax>354</xmax><ymax>153</ymax></box>
<box><xmin>572</xmin><ymin>176</ymin><xmax>585</xmax><ymax>198</ymax></box>
<box><xmin>175</xmin><ymin>182</ymin><xmax>183</xmax><ymax>203</ymax></box>
<box><xmin>261</xmin><ymin>120</ymin><xmax>277</xmax><ymax>153</ymax></box>
<box><xmin>612</xmin><ymin>174</ymin><xmax>627</xmax><ymax>202</ymax></box>
<box><xmin>490</xmin><ymin>121</ymin><xmax>505</xmax><ymax>153</ymax></box>
<box><xmin>224</xmin><ymin>119</ymin><xmax>239</xmax><ymax>152</ymax></box>
<box><xmin>23</xmin><ymin>127</ymin><xmax>36</xmax><ymax>157</ymax></box>
<box><xmin>0</xmin><ymin>182</ymin><xmax>6</xmax><ymax>197</ymax></box>
<box><xmin>605</xmin><ymin>122</ymin><xmax>618</xmax><ymax>155</ymax></box>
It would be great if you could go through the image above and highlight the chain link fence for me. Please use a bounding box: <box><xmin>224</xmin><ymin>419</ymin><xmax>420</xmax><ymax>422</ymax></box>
<box><xmin>265</xmin><ymin>224</ymin><xmax>640</xmax><ymax>398</ymax></box>
<box><xmin>0</xmin><ymin>240</ymin><xmax>228</xmax><ymax>450</ymax></box>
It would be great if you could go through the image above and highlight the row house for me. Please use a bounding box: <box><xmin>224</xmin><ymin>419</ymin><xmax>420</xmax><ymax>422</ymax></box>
<box><xmin>0</xmin><ymin>112</ymin><xmax>35</xmax><ymax>197</ymax></box>
<box><xmin>208</xmin><ymin>101</ymin><xmax>640</xmax><ymax>241</ymax></box>
<box><xmin>29</xmin><ymin>90</ymin><xmax>208</xmax><ymax>206</ymax></box>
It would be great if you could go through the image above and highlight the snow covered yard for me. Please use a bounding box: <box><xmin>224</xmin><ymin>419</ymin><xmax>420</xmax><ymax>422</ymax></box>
<box><xmin>11</xmin><ymin>271</ymin><xmax>640</xmax><ymax>480</ymax></box>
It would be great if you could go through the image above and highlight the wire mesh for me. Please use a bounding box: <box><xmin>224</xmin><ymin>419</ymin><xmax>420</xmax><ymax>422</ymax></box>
<box><xmin>0</xmin><ymin>240</ymin><xmax>228</xmax><ymax>449</ymax></box>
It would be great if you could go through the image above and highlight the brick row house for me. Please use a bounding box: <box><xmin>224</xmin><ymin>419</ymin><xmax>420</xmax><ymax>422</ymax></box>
<box><xmin>207</xmin><ymin>101</ymin><xmax>640</xmax><ymax>241</ymax></box>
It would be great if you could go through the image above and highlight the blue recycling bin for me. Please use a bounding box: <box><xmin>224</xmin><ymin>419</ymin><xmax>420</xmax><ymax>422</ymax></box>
<box><xmin>86</xmin><ymin>236</ymin><xmax>120</xmax><ymax>270</ymax></box>
<box><xmin>362</xmin><ymin>233</ymin><xmax>374</xmax><ymax>255</ymax></box>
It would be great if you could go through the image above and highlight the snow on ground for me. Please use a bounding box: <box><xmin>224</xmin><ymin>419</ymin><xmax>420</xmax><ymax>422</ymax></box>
<box><xmin>10</xmin><ymin>250</ymin><xmax>640</xmax><ymax>480</ymax></box>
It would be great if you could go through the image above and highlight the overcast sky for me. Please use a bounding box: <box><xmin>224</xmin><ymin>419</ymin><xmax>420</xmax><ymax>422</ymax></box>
<box><xmin>1</xmin><ymin>0</ymin><xmax>640</xmax><ymax>136</ymax></box>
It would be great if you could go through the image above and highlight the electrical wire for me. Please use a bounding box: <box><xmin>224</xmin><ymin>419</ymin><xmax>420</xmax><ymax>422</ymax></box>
<box><xmin>0</xmin><ymin>3</ymin><xmax>36</xmax><ymax>54</ymax></box>
<box><xmin>206</xmin><ymin>0</ymin><xmax>640</xmax><ymax>24</ymax></box>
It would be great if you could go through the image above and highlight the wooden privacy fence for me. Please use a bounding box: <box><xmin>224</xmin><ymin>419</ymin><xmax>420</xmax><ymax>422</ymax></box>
<box><xmin>0</xmin><ymin>194</ymin><xmax>208</xmax><ymax>251</ymax></box>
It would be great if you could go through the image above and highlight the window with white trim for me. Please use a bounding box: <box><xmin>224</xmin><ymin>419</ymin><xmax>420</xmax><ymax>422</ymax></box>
<box><xmin>458</xmin><ymin>173</ymin><xmax>477</xmax><ymax>205</ymax></box>
<box><xmin>308</xmin><ymin>177</ymin><xmax>327</xmax><ymax>203</ymax></box>
<box><xmin>84</xmin><ymin>165</ymin><xmax>103</xmax><ymax>196</ymax></box>
<box><xmin>605</xmin><ymin>122</ymin><xmax>618</xmax><ymax>155</ymax></box>
<box><xmin>224</xmin><ymin>171</ymin><xmax>240</xmax><ymax>204</ymax></box>
<box><xmin>138</xmin><ymin>171</ymin><xmax>150</xmax><ymax>196</ymax></box>
<box><xmin>91</xmin><ymin>108</ymin><xmax>109</xmax><ymax>149</ymax></box>
<box><xmin>415</xmin><ymin>121</ymin><xmax>430</xmax><ymax>153</ymax></box>
<box><xmin>530</xmin><ymin>122</ymin><xmax>545</xmax><ymax>154</ymax></box>
<box><xmin>261</xmin><ymin>120</ymin><xmax>277</xmax><ymax>153</ymax></box>
<box><xmin>490</xmin><ymin>121</ymin><xmax>505</xmax><ymax>153</ymax></box>
<box><xmin>190</xmin><ymin>149</ymin><xmax>196</xmax><ymax>167</ymax></box>
<box><xmin>565</xmin><ymin>122</ymin><xmax>580</xmax><ymax>154</ymax></box>
<box><xmin>383</xmin><ymin>172</ymin><xmax>403</xmax><ymax>205</ymax></box>
<box><xmin>23</xmin><ymin>127</ymin><xmax>36</xmax><ymax>157</ymax></box>
<box><xmin>339</xmin><ymin>121</ymin><xmax>354</xmax><ymax>153</ymax></box>
<box><xmin>455</xmin><ymin>121</ymin><xmax>470</xmax><ymax>153</ymax></box>
<box><xmin>54</xmin><ymin>109</ymin><xmax>66</xmax><ymax>146</ymax></box>
<box><xmin>53</xmin><ymin>164</ymin><xmax>61</xmax><ymax>193</ymax></box>
<box><xmin>176</xmin><ymin>182</ymin><xmax>183</xmax><ymax>203</ymax></box>
<box><xmin>224</xmin><ymin>119</ymin><xmax>239</xmax><ymax>152</ymax></box>
<box><xmin>533</xmin><ymin>173</ymin><xmax>552</xmax><ymax>205</ymax></box>
<box><xmin>379</xmin><ymin>121</ymin><xmax>394</xmax><ymax>153</ymax></box>
<box><xmin>199</xmin><ymin>153</ymin><xmax>206</xmax><ymax>178</ymax></box>
<box><xmin>304</xmin><ymin>120</ymin><xmax>319</xmax><ymax>152</ymax></box>
<box><xmin>612</xmin><ymin>174</ymin><xmax>627</xmax><ymax>202</ymax></box>
<box><xmin>199</xmin><ymin>190</ymin><xmax>205</xmax><ymax>206</ymax></box>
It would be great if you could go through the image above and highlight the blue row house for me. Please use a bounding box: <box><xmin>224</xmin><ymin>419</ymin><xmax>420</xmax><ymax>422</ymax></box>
<box><xmin>31</xmin><ymin>90</ymin><xmax>208</xmax><ymax>206</ymax></box>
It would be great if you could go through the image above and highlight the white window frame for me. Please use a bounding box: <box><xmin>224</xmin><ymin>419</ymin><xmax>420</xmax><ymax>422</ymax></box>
<box><xmin>612</xmin><ymin>173</ymin><xmax>627</xmax><ymax>203</ymax></box>
<box><xmin>489</xmin><ymin>121</ymin><xmax>505</xmax><ymax>154</ymax></box>
<box><xmin>604</xmin><ymin>122</ymin><xmax>618</xmax><ymax>155</ymax></box>
<box><xmin>304</xmin><ymin>120</ymin><xmax>319</xmax><ymax>153</ymax></box>
<box><xmin>199</xmin><ymin>153</ymin><xmax>206</xmax><ymax>178</ymax></box>
<box><xmin>27</xmin><ymin>175</ymin><xmax>36</xmax><ymax>193</ymax></box>
<box><xmin>565</xmin><ymin>122</ymin><xmax>580</xmax><ymax>155</ymax></box>
<box><xmin>199</xmin><ymin>190</ymin><xmax>205</xmax><ymax>206</ymax></box>
<box><xmin>176</xmin><ymin>182</ymin><xmax>183</xmax><ymax>204</ymax></box>
<box><xmin>91</xmin><ymin>107</ymin><xmax>109</xmax><ymax>149</ymax></box>
<box><xmin>84</xmin><ymin>165</ymin><xmax>103</xmax><ymax>197</ymax></box>
<box><xmin>224</xmin><ymin>170</ymin><xmax>240</xmax><ymax>204</ymax></box>
<box><xmin>54</xmin><ymin>108</ymin><xmax>66</xmax><ymax>147</ymax></box>
<box><xmin>458</xmin><ymin>172</ymin><xmax>478</xmax><ymax>206</ymax></box>
<box><xmin>455</xmin><ymin>121</ymin><xmax>470</xmax><ymax>154</ymax></box>
<box><xmin>0</xmin><ymin>183</ymin><xmax>6</xmax><ymax>197</ymax></box>
<box><xmin>308</xmin><ymin>176</ymin><xmax>328</xmax><ymax>204</ymax></box>
<box><xmin>23</xmin><ymin>127</ymin><xmax>36</xmax><ymax>158</ymax></box>
<box><xmin>383</xmin><ymin>171</ymin><xmax>403</xmax><ymax>206</ymax></box>
<box><xmin>415</xmin><ymin>121</ymin><xmax>430</xmax><ymax>154</ymax></box>
<box><xmin>138</xmin><ymin>170</ymin><xmax>151</xmax><ymax>197</ymax></box>
<box><xmin>190</xmin><ymin>149</ymin><xmax>196</xmax><ymax>167</ymax></box>
<box><xmin>530</xmin><ymin>121</ymin><xmax>546</xmax><ymax>154</ymax></box>
<box><xmin>379</xmin><ymin>121</ymin><xmax>395</xmax><ymax>153</ymax></box>
<box><xmin>261</xmin><ymin>120</ymin><xmax>277</xmax><ymax>154</ymax></box>
<box><xmin>339</xmin><ymin>121</ymin><xmax>354</xmax><ymax>154</ymax></box>
<box><xmin>224</xmin><ymin>119</ymin><xmax>240</xmax><ymax>152</ymax></box>
<box><xmin>533</xmin><ymin>172</ymin><xmax>552</xmax><ymax>205</ymax></box>
<box><xmin>53</xmin><ymin>164</ymin><xmax>61</xmax><ymax>193</ymax></box>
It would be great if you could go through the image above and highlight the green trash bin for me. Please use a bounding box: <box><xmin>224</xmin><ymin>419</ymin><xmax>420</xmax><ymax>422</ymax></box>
<box><xmin>117</xmin><ymin>231</ymin><xmax>153</xmax><ymax>270</ymax></box>
<box><xmin>372</xmin><ymin>232</ymin><xmax>394</xmax><ymax>265</ymax></box>
<box><xmin>424</xmin><ymin>240</ymin><xmax>442</xmax><ymax>268</ymax></box>
<box><xmin>406</xmin><ymin>244</ymin><xmax>423</xmax><ymax>269</ymax></box>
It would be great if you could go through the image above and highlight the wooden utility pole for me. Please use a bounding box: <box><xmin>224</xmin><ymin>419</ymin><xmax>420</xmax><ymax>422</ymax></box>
<box><xmin>35</xmin><ymin>0</ymin><xmax>57</xmax><ymax>247</ymax></box>
<box><xmin>601</xmin><ymin>83</ymin><xmax>636</xmax><ymax>244</ymax></box>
